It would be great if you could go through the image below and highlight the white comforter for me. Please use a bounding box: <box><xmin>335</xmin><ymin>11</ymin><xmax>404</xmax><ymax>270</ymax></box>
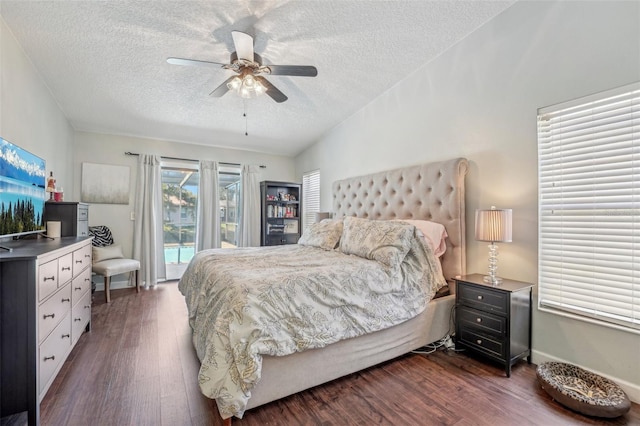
<box><xmin>178</xmin><ymin>227</ymin><xmax>445</xmax><ymax>419</ymax></box>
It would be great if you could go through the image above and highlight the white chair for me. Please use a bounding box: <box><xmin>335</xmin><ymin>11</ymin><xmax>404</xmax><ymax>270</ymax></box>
<box><xmin>89</xmin><ymin>226</ymin><xmax>140</xmax><ymax>303</ymax></box>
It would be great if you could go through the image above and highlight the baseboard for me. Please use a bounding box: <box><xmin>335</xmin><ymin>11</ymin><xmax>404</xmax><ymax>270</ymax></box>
<box><xmin>92</xmin><ymin>278</ymin><xmax>135</xmax><ymax>292</ymax></box>
<box><xmin>532</xmin><ymin>349</ymin><xmax>640</xmax><ymax>404</ymax></box>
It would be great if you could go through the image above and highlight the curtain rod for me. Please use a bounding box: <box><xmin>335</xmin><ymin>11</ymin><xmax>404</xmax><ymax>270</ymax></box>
<box><xmin>124</xmin><ymin>152</ymin><xmax>266</xmax><ymax>168</ymax></box>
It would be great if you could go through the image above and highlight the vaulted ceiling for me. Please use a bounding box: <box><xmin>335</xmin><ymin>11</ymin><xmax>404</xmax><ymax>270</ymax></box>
<box><xmin>0</xmin><ymin>1</ymin><xmax>514</xmax><ymax>156</ymax></box>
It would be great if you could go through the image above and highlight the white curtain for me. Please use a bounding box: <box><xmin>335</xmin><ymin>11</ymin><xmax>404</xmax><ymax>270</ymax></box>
<box><xmin>132</xmin><ymin>154</ymin><xmax>166</xmax><ymax>287</ymax></box>
<box><xmin>196</xmin><ymin>160</ymin><xmax>220</xmax><ymax>251</ymax></box>
<box><xmin>238</xmin><ymin>164</ymin><xmax>261</xmax><ymax>247</ymax></box>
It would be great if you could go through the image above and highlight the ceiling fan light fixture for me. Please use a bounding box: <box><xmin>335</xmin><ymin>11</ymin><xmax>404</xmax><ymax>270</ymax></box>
<box><xmin>227</xmin><ymin>76</ymin><xmax>242</xmax><ymax>90</ymax></box>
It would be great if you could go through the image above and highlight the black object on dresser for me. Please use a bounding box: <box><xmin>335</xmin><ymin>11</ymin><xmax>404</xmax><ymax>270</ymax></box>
<box><xmin>454</xmin><ymin>273</ymin><xmax>533</xmax><ymax>377</ymax></box>
<box><xmin>43</xmin><ymin>201</ymin><xmax>89</xmax><ymax>237</ymax></box>
<box><xmin>260</xmin><ymin>181</ymin><xmax>301</xmax><ymax>246</ymax></box>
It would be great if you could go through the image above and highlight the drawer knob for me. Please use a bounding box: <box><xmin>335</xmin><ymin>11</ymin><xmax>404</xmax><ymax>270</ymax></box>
<box><xmin>476</xmin><ymin>339</ymin><xmax>482</xmax><ymax>345</ymax></box>
<box><xmin>62</xmin><ymin>267</ymin><xmax>71</xmax><ymax>271</ymax></box>
<box><xmin>85</xmin><ymin>254</ymin><xmax>91</xmax><ymax>258</ymax></box>
<box><xmin>44</xmin><ymin>355</ymin><xmax>55</xmax><ymax>362</ymax></box>
<box><xmin>477</xmin><ymin>295</ymin><xmax>483</xmax><ymax>300</ymax></box>
<box><xmin>84</xmin><ymin>305</ymin><xmax>91</xmax><ymax>309</ymax></box>
<box><xmin>85</xmin><ymin>278</ymin><xmax>90</xmax><ymax>282</ymax></box>
<box><xmin>43</xmin><ymin>313</ymin><xmax>55</xmax><ymax>319</ymax></box>
<box><xmin>476</xmin><ymin>318</ymin><xmax>482</xmax><ymax>323</ymax></box>
<box><xmin>62</xmin><ymin>298</ymin><xmax>70</xmax><ymax>303</ymax></box>
<box><xmin>75</xmin><ymin>260</ymin><xmax>83</xmax><ymax>264</ymax></box>
<box><xmin>62</xmin><ymin>334</ymin><xmax>70</xmax><ymax>339</ymax></box>
<box><xmin>74</xmin><ymin>318</ymin><xmax>82</xmax><ymax>322</ymax></box>
<box><xmin>43</xmin><ymin>276</ymin><xmax>55</xmax><ymax>282</ymax></box>
<box><xmin>75</xmin><ymin>287</ymin><xmax>82</xmax><ymax>291</ymax></box>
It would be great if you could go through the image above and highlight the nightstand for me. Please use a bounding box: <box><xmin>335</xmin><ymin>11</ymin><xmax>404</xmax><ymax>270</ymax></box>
<box><xmin>454</xmin><ymin>273</ymin><xmax>533</xmax><ymax>377</ymax></box>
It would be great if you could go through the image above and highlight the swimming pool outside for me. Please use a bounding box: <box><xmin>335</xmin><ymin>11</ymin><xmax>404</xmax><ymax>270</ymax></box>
<box><xmin>164</xmin><ymin>245</ymin><xmax>195</xmax><ymax>264</ymax></box>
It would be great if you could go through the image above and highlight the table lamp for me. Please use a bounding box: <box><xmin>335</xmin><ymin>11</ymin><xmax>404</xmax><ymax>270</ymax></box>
<box><xmin>475</xmin><ymin>206</ymin><xmax>512</xmax><ymax>285</ymax></box>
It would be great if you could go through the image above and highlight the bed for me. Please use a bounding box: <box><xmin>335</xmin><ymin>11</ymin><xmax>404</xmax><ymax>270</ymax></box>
<box><xmin>179</xmin><ymin>157</ymin><xmax>468</xmax><ymax>424</ymax></box>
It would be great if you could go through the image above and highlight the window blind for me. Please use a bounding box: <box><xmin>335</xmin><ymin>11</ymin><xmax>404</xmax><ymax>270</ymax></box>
<box><xmin>537</xmin><ymin>81</ymin><xmax>640</xmax><ymax>331</ymax></box>
<box><xmin>302</xmin><ymin>170</ymin><xmax>320</xmax><ymax>231</ymax></box>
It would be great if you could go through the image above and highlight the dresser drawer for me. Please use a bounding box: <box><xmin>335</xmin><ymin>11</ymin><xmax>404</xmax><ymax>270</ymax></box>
<box><xmin>38</xmin><ymin>259</ymin><xmax>59</xmax><ymax>302</ymax></box>
<box><xmin>459</xmin><ymin>328</ymin><xmax>505</xmax><ymax>359</ymax></box>
<box><xmin>78</xmin><ymin>220</ymin><xmax>89</xmax><ymax>237</ymax></box>
<box><xmin>78</xmin><ymin>205</ymin><xmax>89</xmax><ymax>221</ymax></box>
<box><xmin>38</xmin><ymin>283</ymin><xmax>72</xmax><ymax>343</ymax></box>
<box><xmin>58</xmin><ymin>253</ymin><xmax>73</xmax><ymax>286</ymax></box>
<box><xmin>458</xmin><ymin>283</ymin><xmax>508</xmax><ymax>315</ymax></box>
<box><xmin>71</xmin><ymin>290</ymin><xmax>91</xmax><ymax>344</ymax></box>
<box><xmin>39</xmin><ymin>312</ymin><xmax>72</xmax><ymax>394</ymax></box>
<box><xmin>72</xmin><ymin>244</ymin><xmax>92</xmax><ymax>276</ymax></box>
<box><xmin>458</xmin><ymin>306</ymin><xmax>506</xmax><ymax>335</ymax></box>
<box><xmin>71</xmin><ymin>267</ymin><xmax>92</xmax><ymax>305</ymax></box>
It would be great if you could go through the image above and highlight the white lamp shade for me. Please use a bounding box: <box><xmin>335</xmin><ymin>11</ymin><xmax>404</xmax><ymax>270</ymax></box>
<box><xmin>475</xmin><ymin>208</ymin><xmax>512</xmax><ymax>242</ymax></box>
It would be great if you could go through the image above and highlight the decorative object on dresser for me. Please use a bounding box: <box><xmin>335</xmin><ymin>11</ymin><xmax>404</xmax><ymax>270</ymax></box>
<box><xmin>0</xmin><ymin>237</ymin><xmax>92</xmax><ymax>425</ymax></box>
<box><xmin>475</xmin><ymin>206</ymin><xmax>512</xmax><ymax>284</ymax></box>
<box><xmin>454</xmin><ymin>273</ymin><xmax>532</xmax><ymax>377</ymax></box>
<box><xmin>43</xmin><ymin>201</ymin><xmax>89</xmax><ymax>237</ymax></box>
<box><xmin>260</xmin><ymin>181</ymin><xmax>302</xmax><ymax>246</ymax></box>
<box><xmin>89</xmin><ymin>226</ymin><xmax>140</xmax><ymax>303</ymax></box>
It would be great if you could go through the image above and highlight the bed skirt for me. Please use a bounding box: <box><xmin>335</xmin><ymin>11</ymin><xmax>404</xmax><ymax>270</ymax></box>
<box><xmin>243</xmin><ymin>292</ymin><xmax>455</xmax><ymax>412</ymax></box>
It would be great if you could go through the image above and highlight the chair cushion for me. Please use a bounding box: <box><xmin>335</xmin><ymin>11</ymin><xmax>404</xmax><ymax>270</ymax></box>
<box><xmin>93</xmin><ymin>244</ymin><xmax>124</xmax><ymax>262</ymax></box>
<box><xmin>537</xmin><ymin>362</ymin><xmax>631</xmax><ymax>418</ymax></box>
<box><xmin>92</xmin><ymin>258</ymin><xmax>140</xmax><ymax>277</ymax></box>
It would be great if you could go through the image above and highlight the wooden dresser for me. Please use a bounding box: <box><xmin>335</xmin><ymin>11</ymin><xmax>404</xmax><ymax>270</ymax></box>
<box><xmin>0</xmin><ymin>236</ymin><xmax>92</xmax><ymax>425</ymax></box>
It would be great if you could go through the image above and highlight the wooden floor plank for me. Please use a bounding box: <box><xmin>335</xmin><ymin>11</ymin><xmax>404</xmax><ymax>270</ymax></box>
<box><xmin>40</xmin><ymin>282</ymin><xmax>640</xmax><ymax>426</ymax></box>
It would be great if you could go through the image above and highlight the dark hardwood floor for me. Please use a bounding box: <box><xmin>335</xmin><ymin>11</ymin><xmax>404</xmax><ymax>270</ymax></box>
<box><xmin>41</xmin><ymin>282</ymin><xmax>640</xmax><ymax>426</ymax></box>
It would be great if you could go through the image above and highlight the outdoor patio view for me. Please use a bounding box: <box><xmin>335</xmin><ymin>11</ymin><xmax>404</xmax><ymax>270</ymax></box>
<box><xmin>162</xmin><ymin>165</ymin><xmax>241</xmax><ymax>280</ymax></box>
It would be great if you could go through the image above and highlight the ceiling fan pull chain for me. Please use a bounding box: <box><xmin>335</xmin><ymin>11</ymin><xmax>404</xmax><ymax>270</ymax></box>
<box><xmin>244</xmin><ymin>100</ymin><xmax>248</xmax><ymax>136</ymax></box>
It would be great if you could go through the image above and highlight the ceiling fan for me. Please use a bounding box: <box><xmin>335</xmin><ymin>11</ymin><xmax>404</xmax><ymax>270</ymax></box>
<box><xmin>167</xmin><ymin>31</ymin><xmax>317</xmax><ymax>103</ymax></box>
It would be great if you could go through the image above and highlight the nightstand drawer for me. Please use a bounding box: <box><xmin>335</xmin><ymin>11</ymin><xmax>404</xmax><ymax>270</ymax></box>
<box><xmin>458</xmin><ymin>283</ymin><xmax>508</xmax><ymax>315</ymax></box>
<box><xmin>459</xmin><ymin>328</ymin><xmax>504</xmax><ymax>358</ymax></box>
<box><xmin>458</xmin><ymin>306</ymin><xmax>505</xmax><ymax>335</ymax></box>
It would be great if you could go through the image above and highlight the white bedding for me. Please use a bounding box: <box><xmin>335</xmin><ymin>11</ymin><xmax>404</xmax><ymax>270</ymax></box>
<box><xmin>178</xmin><ymin>221</ymin><xmax>446</xmax><ymax>419</ymax></box>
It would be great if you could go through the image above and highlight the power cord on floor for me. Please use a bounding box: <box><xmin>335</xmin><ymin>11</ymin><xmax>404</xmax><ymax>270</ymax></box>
<box><xmin>411</xmin><ymin>304</ymin><xmax>465</xmax><ymax>355</ymax></box>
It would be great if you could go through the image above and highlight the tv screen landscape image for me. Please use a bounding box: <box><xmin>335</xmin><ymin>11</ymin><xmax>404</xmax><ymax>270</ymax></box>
<box><xmin>0</xmin><ymin>137</ymin><xmax>46</xmax><ymax>238</ymax></box>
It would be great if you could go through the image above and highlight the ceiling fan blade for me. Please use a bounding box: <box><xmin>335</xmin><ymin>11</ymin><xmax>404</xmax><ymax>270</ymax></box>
<box><xmin>167</xmin><ymin>57</ymin><xmax>227</xmax><ymax>68</ymax></box>
<box><xmin>231</xmin><ymin>31</ymin><xmax>255</xmax><ymax>62</ymax></box>
<box><xmin>264</xmin><ymin>65</ymin><xmax>318</xmax><ymax>77</ymax></box>
<box><xmin>256</xmin><ymin>76</ymin><xmax>288</xmax><ymax>103</ymax></box>
<box><xmin>209</xmin><ymin>76</ymin><xmax>236</xmax><ymax>97</ymax></box>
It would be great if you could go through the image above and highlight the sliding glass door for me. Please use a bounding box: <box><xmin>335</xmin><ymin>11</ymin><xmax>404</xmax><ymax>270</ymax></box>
<box><xmin>219</xmin><ymin>165</ymin><xmax>241</xmax><ymax>248</ymax></box>
<box><xmin>162</xmin><ymin>163</ymin><xmax>198</xmax><ymax>280</ymax></box>
<box><xmin>161</xmin><ymin>162</ymin><xmax>241</xmax><ymax>280</ymax></box>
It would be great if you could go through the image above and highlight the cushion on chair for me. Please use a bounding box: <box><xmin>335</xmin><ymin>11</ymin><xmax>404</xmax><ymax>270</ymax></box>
<box><xmin>537</xmin><ymin>362</ymin><xmax>631</xmax><ymax>418</ymax></box>
<box><xmin>89</xmin><ymin>226</ymin><xmax>114</xmax><ymax>247</ymax></box>
<box><xmin>92</xmin><ymin>244</ymin><xmax>125</xmax><ymax>262</ymax></box>
<box><xmin>92</xmin><ymin>258</ymin><xmax>140</xmax><ymax>277</ymax></box>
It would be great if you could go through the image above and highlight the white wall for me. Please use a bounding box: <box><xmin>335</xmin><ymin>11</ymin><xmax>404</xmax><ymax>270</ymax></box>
<box><xmin>0</xmin><ymin>16</ymin><xmax>74</xmax><ymax>198</ymax></box>
<box><xmin>73</xmin><ymin>131</ymin><xmax>296</xmax><ymax>262</ymax></box>
<box><xmin>296</xmin><ymin>0</ymin><xmax>640</xmax><ymax>400</ymax></box>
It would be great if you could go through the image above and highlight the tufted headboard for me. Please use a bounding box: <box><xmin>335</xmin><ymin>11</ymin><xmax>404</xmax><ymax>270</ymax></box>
<box><xmin>332</xmin><ymin>158</ymin><xmax>468</xmax><ymax>281</ymax></box>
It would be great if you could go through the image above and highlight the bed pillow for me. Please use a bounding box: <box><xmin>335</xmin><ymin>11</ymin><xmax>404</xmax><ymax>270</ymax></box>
<box><xmin>339</xmin><ymin>217</ymin><xmax>413</xmax><ymax>270</ymax></box>
<box><xmin>298</xmin><ymin>219</ymin><xmax>343</xmax><ymax>250</ymax></box>
<box><xmin>92</xmin><ymin>244</ymin><xmax>125</xmax><ymax>263</ymax></box>
<box><xmin>394</xmin><ymin>219</ymin><xmax>448</xmax><ymax>257</ymax></box>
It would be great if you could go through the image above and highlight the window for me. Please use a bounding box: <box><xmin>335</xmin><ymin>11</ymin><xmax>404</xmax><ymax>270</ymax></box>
<box><xmin>302</xmin><ymin>169</ymin><xmax>320</xmax><ymax>231</ymax></box>
<box><xmin>537</xmin><ymin>81</ymin><xmax>639</xmax><ymax>332</ymax></box>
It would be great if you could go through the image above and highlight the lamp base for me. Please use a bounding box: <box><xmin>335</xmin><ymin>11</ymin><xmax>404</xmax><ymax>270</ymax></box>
<box><xmin>483</xmin><ymin>275</ymin><xmax>503</xmax><ymax>285</ymax></box>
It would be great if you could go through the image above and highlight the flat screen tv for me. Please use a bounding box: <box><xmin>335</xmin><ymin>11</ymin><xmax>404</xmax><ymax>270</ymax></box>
<box><xmin>0</xmin><ymin>137</ymin><xmax>46</xmax><ymax>241</ymax></box>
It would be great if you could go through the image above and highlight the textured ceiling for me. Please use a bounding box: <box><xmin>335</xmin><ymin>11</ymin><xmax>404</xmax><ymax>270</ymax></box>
<box><xmin>0</xmin><ymin>1</ymin><xmax>514</xmax><ymax>156</ymax></box>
